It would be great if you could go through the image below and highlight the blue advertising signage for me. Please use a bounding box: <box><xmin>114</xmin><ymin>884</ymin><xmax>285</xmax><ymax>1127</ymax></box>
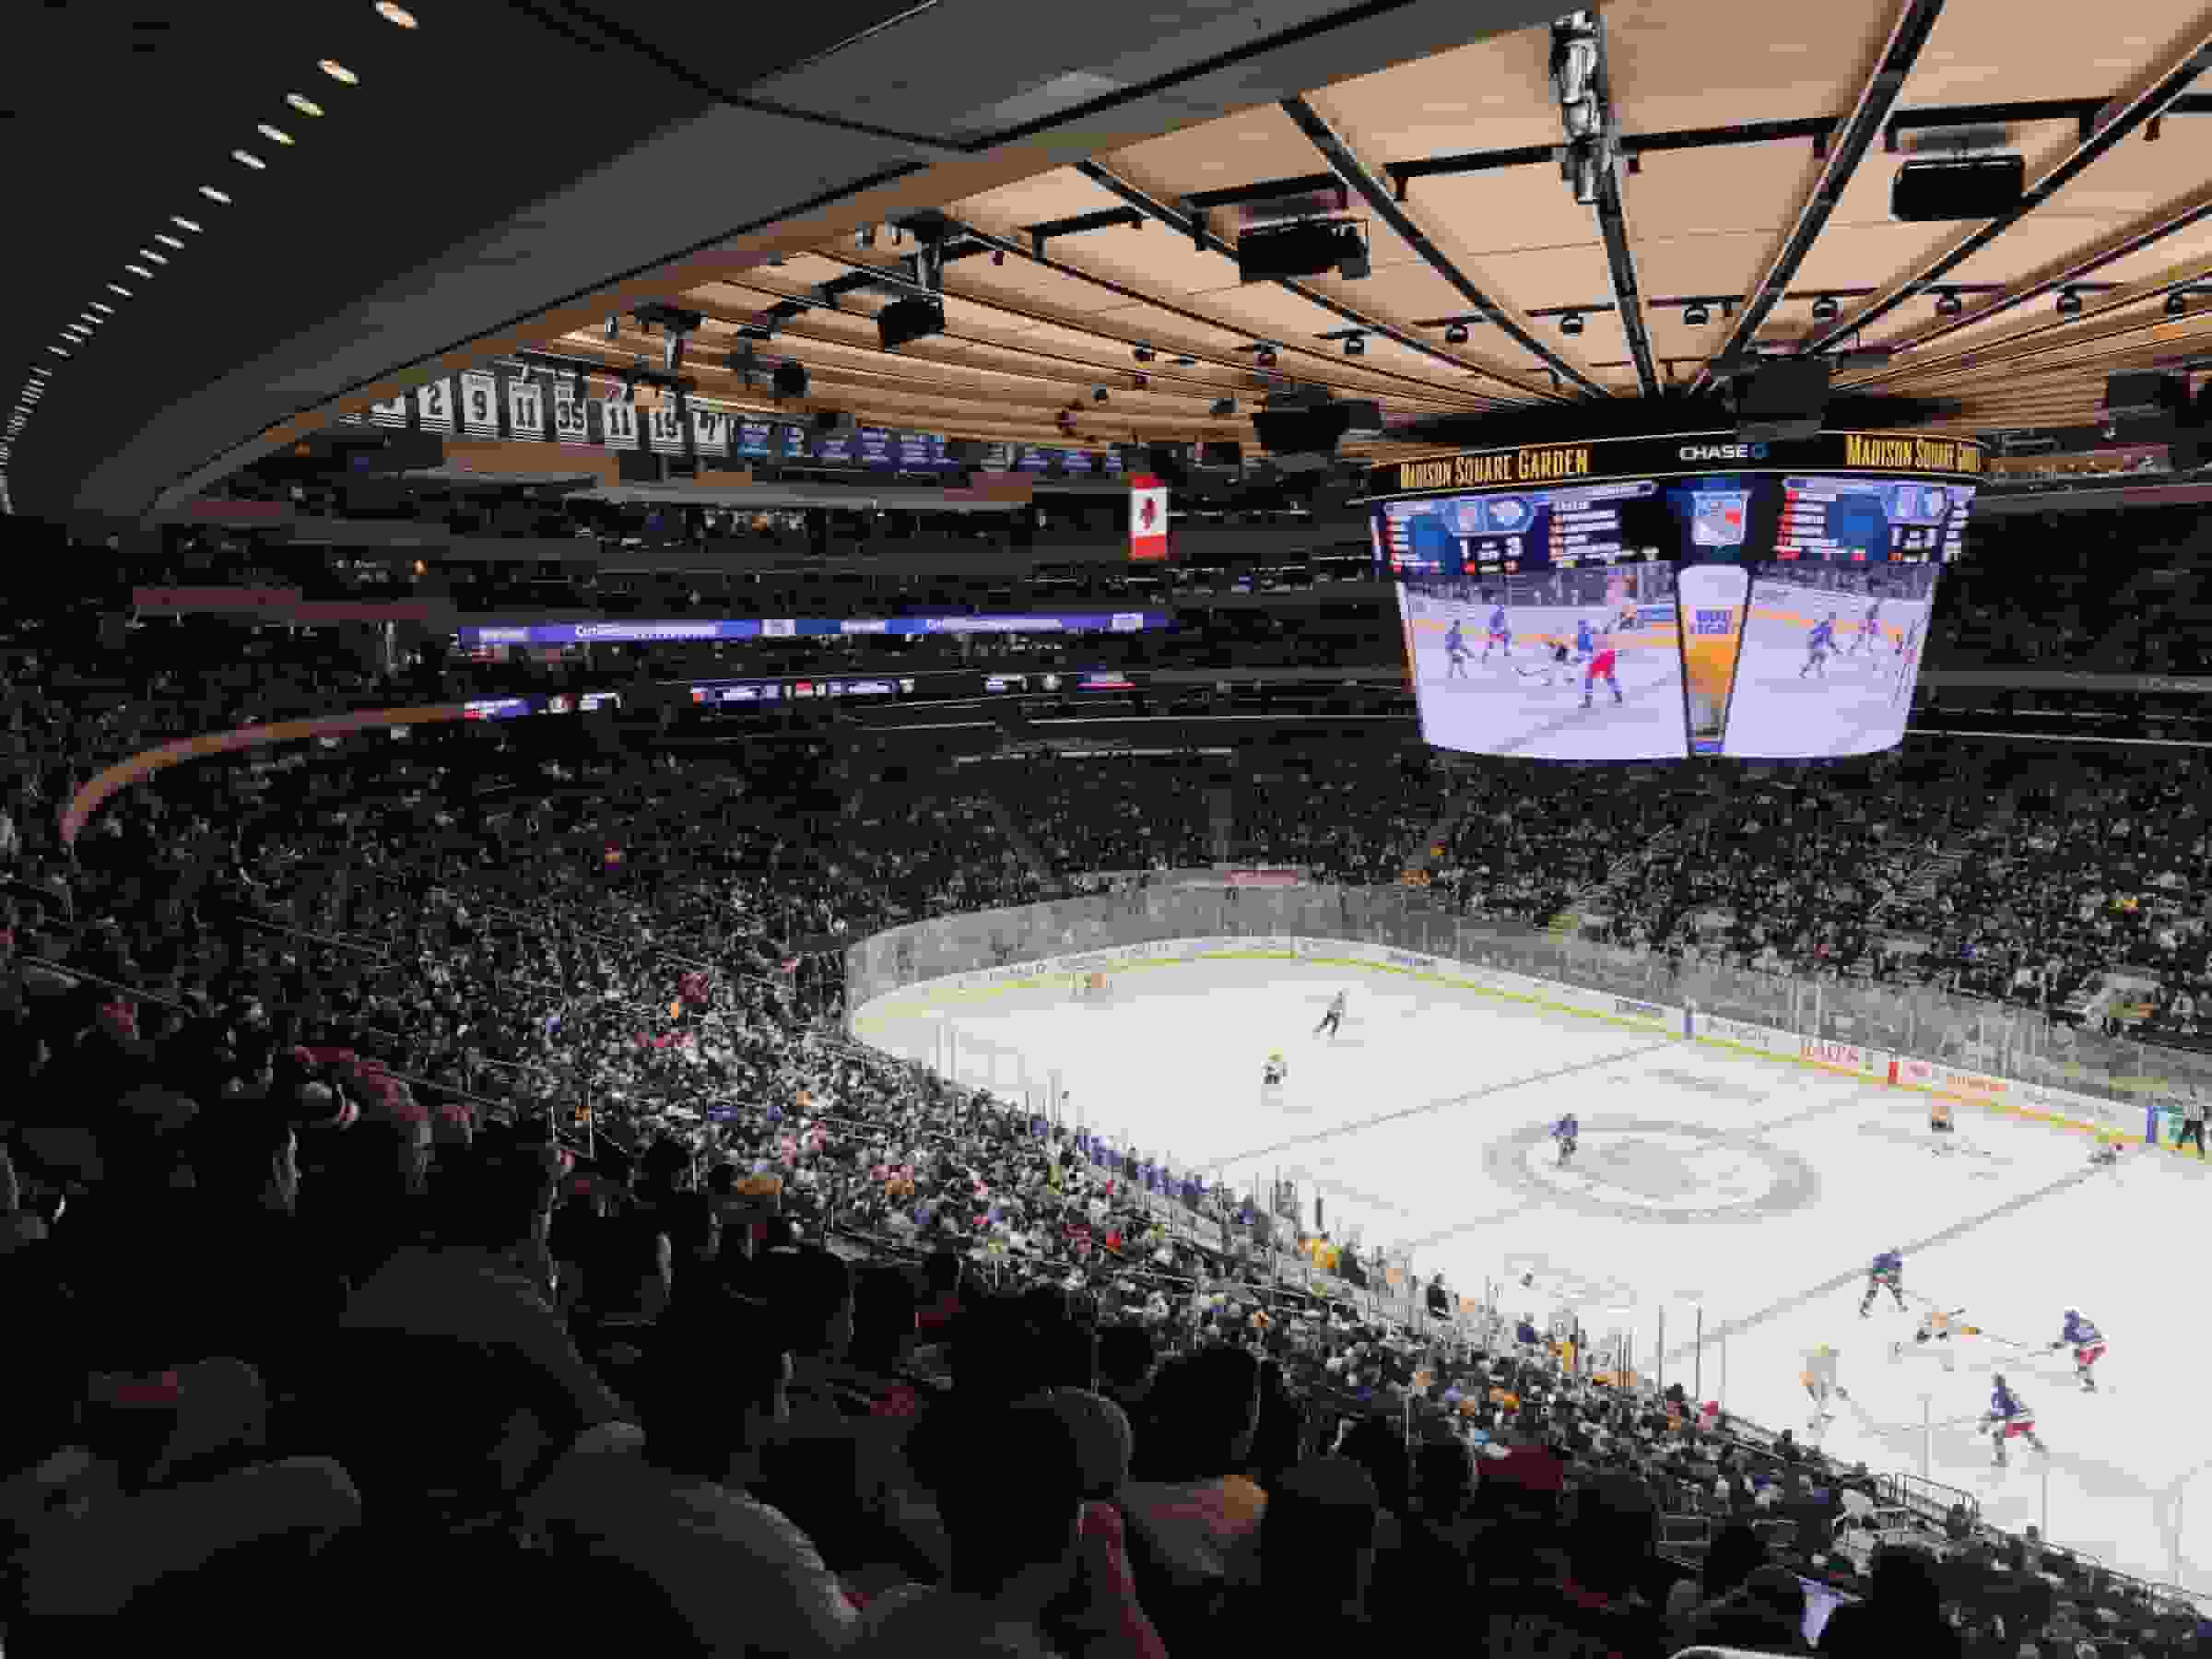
<box><xmin>455</xmin><ymin>611</ymin><xmax>1169</xmax><ymax>648</ymax></box>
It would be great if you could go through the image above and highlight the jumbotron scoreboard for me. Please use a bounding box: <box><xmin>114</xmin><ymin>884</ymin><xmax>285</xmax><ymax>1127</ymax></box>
<box><xmin>1363</xmin><ymin>429</ymin><xmax>1984</xmax><ymax>761</ymax></box>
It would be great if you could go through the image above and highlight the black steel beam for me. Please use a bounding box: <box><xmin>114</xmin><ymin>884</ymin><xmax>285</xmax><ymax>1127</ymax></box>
<box><xmin>1807</xmin><ymin>24</ymin><xmax>2212</xmax><ymax>359</ymax></box>
<box><xmin>1019</xmin><ymin>206</ymin><xmax>1147</xmax><ymax>259</ymax></box>
<box><xmin>1581</xmin><ymin>13</ymin><xmax>1661</xmax><ymax>399</ymax></box>
<box><xmin>1071</xmin><ymin>159</ymin><xmax>1553</xmax><ymax>403</ymax></box>
<box><xmin>1693</xmin><ymin>0</ymin><xmax>1948</xmax><ymax>393</ymax></box>
<box><xmin>1269</xmin><ymin>99</ymin><xmax>1602</xmax><ymax>400</ymax></box>
<box><xmin>1182</xmin><ymin>171</ymin><xmax>1349</xmax><ymax>214</ymax></box>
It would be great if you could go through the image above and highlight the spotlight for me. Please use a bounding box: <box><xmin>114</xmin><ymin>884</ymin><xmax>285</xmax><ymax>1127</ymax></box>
<box><xmin>375</xmin><ymin>3</ymin><xmax>419</xmax><ymax>27</ymax></box>
<box><xmin>137</xmin><ymin>249</ymin><xmax>167</xmax><ymax>265</ymax></box>
<box><xmin>1093</xmin><ymin>387</ymin><xmax>1109</xmax><ymax>402</ymax></box>
<box><xmin>319</xmin><ymin>61</ymin><xmax>359</xmax><ymax>86</ymax></box>
<box><xmin>107</xmin><ymin>284</ymin><xmax>133</xmax><ymax>298</ymax></box>
<box><xmin>286</xmin><ymin>94</ymin><xmax>324</xmax><ymax>117</ymax></box>
<box><xmin>257</xmin><ymin>124</ymin><xmax>293</xmax><ymax>146</ymax></box>
<box><xmin>856</xmin><ymin>226</ymin><xmax>877</xmax><ymax>250</ymax></box>
<box><xmin>1343</xmin><ymin>335</ymin><xmax>1365</xmax><ymax>357</ymax></box>
<box><xmin>1133</xmin><ymin>373</ymin><xmax>1148</xmax><ymax>389</ymax></box>
<box><xmin>992</xmin><ymin>250</ymin><xmax>1005</xmax><ymax>266</ymax></box>
<box><xmin>154</xmin><ymin>234</ymin><xmax>183</xmax><ymax>249</ymax></box>
<box><xmin>1810</xmin><ymin>295</ymin><xmax>1839</xmax><ymax>324</ymax></box>
<box><xmin>124</xmin><ymin>265</ymin><xmax>153</xmax><ymax>280</ymax></box>
<box><xmin>171</xmin><ymin>216</ymin><xmax>203</xmax><ymax>233</ymax></box>
<box><xmin>2167</xmin><ymin>291</ymin><xmax>2189</xmax><ymax>318</ymax></box>
<box><xmin>1134</xmin><ymin>346</ymin><xmax>1155</xmax><ymax>363</ymax></box>
<box><xmin>605</xmin><ymin>315</ymin><xmax>621</xmax><ymax>341</ymax></box>
<box><xmin>232</xmin><ymin>149</ymin><xmax>266</xmax><ymax>171</ymax></box>
<box><xmin>88</xmin><ymin>302</ymin><xmax>112</xmax><ymax>315</ymax></box>
<box><xmin>1559</xmin><ymin>312</ymin><xmax>1585</xmax><ymax>336</ymax></box>
<box><xmin>1255</xmin><ymin>347</ymin><xmax>1277</xmax><ymax>369</ymax></box>
<box><xmin>198</xmin><ymin>186</ymin><xmax>232</xmax><ymax>204</ymax></box>
<box><xmin>1210</xmin><ymin>398</ymin><xmax>1237</xmax><ymax>417</ymax></box>
<box><xmin>1683</xmin><ymin>300</ymin><xmax>1710</xmax><ymax>326</ymax></box>
<box><xmin>1935</xmin><ymin>289</ymin><xmax>1962</xmax><ymax>317</ymax></box>
<box><xmin>1444</xmin><ymin>323</ymin><xmax>1469</xmax><ymax>345</ymax></box>
<box><xmin>2058</xmin><ymin>288</ymin><xmax>2082</xmax><ymax>317</ymax></box>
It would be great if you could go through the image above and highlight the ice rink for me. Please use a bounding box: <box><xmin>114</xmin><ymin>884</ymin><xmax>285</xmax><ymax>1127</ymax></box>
<box><xmin>854</xmin><ymin>955</ymin><xmax>2212</xmax><ymax>1596</ymax></box>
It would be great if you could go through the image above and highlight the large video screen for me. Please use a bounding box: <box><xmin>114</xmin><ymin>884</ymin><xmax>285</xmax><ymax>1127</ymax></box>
<box><xmin>1379</xmin><ymin>447</ymin><xmax>1976</xmax><ymax>761</ymax></box>
<box><xmin>1398</xmin><ymin>564</ymin><xmax>1687</xmax><ymax>760</ymax></box>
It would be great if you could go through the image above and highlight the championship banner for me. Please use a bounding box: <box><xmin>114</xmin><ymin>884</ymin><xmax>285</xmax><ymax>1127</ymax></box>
<box><xmin>1129</xmin><ymin>473</ymin><xmax>1168</xmax><ymax>561</ymax></box>
<box><xmin>1677</xmin><ymin>563</ymin><xmax>1749</xmax><ymax>756</ymax></box>
<box><xmin>599</xmin><ymin>398</ymin><xmax>641</xmax><ymax>451</ymax></box>
<box><xmin>552</xmin><ymin>386</ymin><xmax>588</xmax><ymax>443</ymax></box>
<box><xmin>692</xmin><ymin>408</ymin><xmax>730</xmax><ymax>460</ymax></box>
<box><xmin>459</xmin><ymin>371</ymin><xmax>500</xmax><ymax>438</ymax></box>
<box><xmin>507</xmin><ymin>376</ymin><xmax>545</xmax><ymax>441</ymax></box>
<box><xmin>647</xmin><ymin>402</ymin><xmax>688</xmax><ymax>456</ymax></box>
<box><xmin>416</xmin><ymin>378</ymin><xmax>455</xmax><ymax>433</ymax></box>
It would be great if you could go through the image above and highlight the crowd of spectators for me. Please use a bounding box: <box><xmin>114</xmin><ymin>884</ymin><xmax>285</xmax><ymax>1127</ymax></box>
<box><xmin>2</xmin><ymin>557</ymin><xmax>2209</xmax><ymax>1652</ymax></box>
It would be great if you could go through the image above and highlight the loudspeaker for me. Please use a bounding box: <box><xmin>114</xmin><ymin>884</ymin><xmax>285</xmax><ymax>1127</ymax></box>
<box><xmin>1200</xmin><ymin>441</ymin><xmax>1243</xmax><ymax>467</ymax></box>
<box><xmin>1235</xmin><ymin>219</ymin><xmax>1364</xmax><ymax>283</ymax></box>
<box><xmin>2103</xmin><ymin>372</ymin><xmax>2185</xmax><ymax>420</ymax></box>
<box><xmin>1735</xmin><ymin>358</ymin><xmax>1832</xmax><ymax>421</ymax></box>
<box><xmin>1891</xmin><ymin>155</ymin><xmax>2025</xmax><ymax>222</ymax></box>
<box><xmin>944</xmin><ymin>438</ymin><xmax>980</xmax><ymax>464</ymax></box>
<box><xmin>877</xmin><ymin>295</ymin><xmax>946</xmax><ymax>350</ymax></box>
<box><xmin>1336</xmin><ymin>399</ymin><xmax>1383</xmax><ymax>437</ymax></box>
<box><xmin>772</xmin><ymin>360</ymin><xmax>808</xmax><ymax>398</ymax></box>
<box><xmin>814</xmin><ymin>411</ymin><xmax>855</xmax><ymax>433</ymax></box>
<box><xmin>1251</xmin><ymin>404</ymin><xmax>1352</xmax><ymax>455</ymax></box>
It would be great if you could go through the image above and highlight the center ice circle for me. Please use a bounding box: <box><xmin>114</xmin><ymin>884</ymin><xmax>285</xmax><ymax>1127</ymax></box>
<box><xmin>1488</xmin><ymin>1118</ymin><xmax>1820</xmax><ymax>1224</ymax></box>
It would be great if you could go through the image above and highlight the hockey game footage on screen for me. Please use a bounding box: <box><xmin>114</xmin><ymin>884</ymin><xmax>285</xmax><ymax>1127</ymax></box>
<box><xmin>1379</xmin><ymin>467</ymin><xmax>1973</xmax><ymax>762</ymax></box>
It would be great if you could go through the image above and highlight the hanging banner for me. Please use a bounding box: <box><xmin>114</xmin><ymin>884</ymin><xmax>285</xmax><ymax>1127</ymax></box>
<box><xmin>368</xmin><ymin>394</ymin><xmax>409</xmax><ymax>429</ymax></box>
<box><xmin>1129</xmin><ymin>473</ymin><xmax>1169</xmax><ymax>562</ymax></box>
<box><xmin>459</xmin><ymin>371</ymin><xmax>500</xmax><ymax>438</ymax></box>
<box><xmin>647</xmin><ymin>402</ymin><xmax>688</xmax><ymax>455</ymax></box>
<box><xmin>507</xmin><ymin>377</ymin><xmax>545</xmax><ymax>441</ymax></box>
<box><xmin>552</xmin><ymin>387</ymin><xmax>588</xmax><ymax>443</ymax></box>
<box><xmin>599</xmin><ymin>399</ymin><xmax>641</xmax><ymax>450</ymax></box>
<box><xmin>692</xmin><ymin>408</ymin><xmax>730</xmax><ymax>460</ymax></box>
<box><xmin>416</xmin><ymin>378</ymin><xmax>455</xmax><ymax>433</ymax></box>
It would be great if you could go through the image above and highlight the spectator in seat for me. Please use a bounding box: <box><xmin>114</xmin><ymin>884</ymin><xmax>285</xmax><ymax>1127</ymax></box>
<box><xmin>1236</xmin><ymin>1456</ymin><xmax>1382</xmax><ymax>1643</ymax></box>
<box><xmin>1122</xmin><ymin>1344</ymin><xmax>1266</xmax><ymax>1581</ymax></box>
<box><xmin>337</xmin><ymin>1137</ymin><xmax>627</xmax><ymax>1431</ymax></box>
<box><xmin>853</xmin><ymin>1395</ymin><xmax>1091</xmax><ymax>1659</ymax></box>
<box><xmin>1096</xmin><ymin>1324</ymin><xmax>1157</xmax><ymax>1420</ymax></box>
<box><xmin>1669</xmin><ymin>1518</ymin><xmax>1771</xmax><ymax>1631</ymax></box>
<box><xmin>524</xmin><ymin>1328</ymin><xmax>857</xmax><ymax>1659</ymax></box>
<box><xmin>1687</xmin><ymin>1560</ymin><xmax>1815</xmax><ymax>1653</ymax></box>
<box><xmin>1819</xmin><ymin>1543</ymin><xmax>1964</xmax><ymax>1659</ymax></box>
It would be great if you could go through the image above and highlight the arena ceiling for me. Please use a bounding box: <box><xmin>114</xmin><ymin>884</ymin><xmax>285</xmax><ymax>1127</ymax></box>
<box><xmin>10</xmin><ymin>0</ymin><xmax>2212</xmax><ymax>524</ymax></box>
<box><xmin>539</xmin><ymin>0</ymin><xmax>2212</xmax><ymax>461</ymax></box>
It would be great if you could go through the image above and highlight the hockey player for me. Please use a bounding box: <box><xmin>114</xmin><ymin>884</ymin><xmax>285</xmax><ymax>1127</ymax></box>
<box><xmin>1802</xmin><ymin>613</ymin><xmax>1836</xmax><ymax>679</ymax></box>
<box><xmin>1581</xmin><ymin>640</ymin><xmax>1622</xmax><ymax>710</ymax></box>
<box><xmin>1444</xmin><ymin>618</ymin><xmax>1471</xmax><ymax>680</ymax></box>
<box><xmin>1552</xmin><ymin>1111</ymin><xmax>1579</xmax><ymax>1166</ymax></box>
<box><xmin>1262</xmin><ymin>1053</ymin><xmax>1288</xmax><ymax>1088</ymax></box>
<box><xmin>1987</xmin><ymin>1373</ymin><xmax>2047</xmax><ymax>1466</ymax></box>
<box><xmin>1852</xmin><ymin>597</ymin><xmax>1882</xmax><ymax>655</ymax></box>
<box><xmin>1859</xmin><ymin>1248</ymin><xmax>1906</xmax><ymax>1317</ymax></box>
<box><xmin>1801</xmin><ymin>1344</ymin><xmax>1844</xmax><ymax>1425</ymax></box>
<box><xmin>1898</xmin><ymin>1305</ymin><xmax>1968</xmax><ymax>1371</ymax></box>
<box><xmin>1518</xmin><ymin>638</ymin><xmax>1574</xmax><ymax>688</ymax></box>
<box><xmin>1573</xmin><ymin>616</ymin><xmax>1597</xmax><ymax>664</ymax></box>
<box><xmin>2048</xmin><ymin>1307</ymin><xmax>2106</xmax><ymax>1393</ymax></box>
<box><xmin>1480</xmin><ymin>602</ymin><xmax>1512</xmax><ymax>663</ymax></box>
<box><xmin>1314</xmin><ymin>990</ymin><xmax>1347</xmax><ymax>1040</ymax></box>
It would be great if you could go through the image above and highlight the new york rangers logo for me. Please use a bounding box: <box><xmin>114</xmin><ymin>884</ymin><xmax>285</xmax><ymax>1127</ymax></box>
<box><xmin>1138</xmin><ymin>497</ymin><xmax>1159</xmax><ymax>530</ymax></box>
<box><xmin>1691</xmin><ymin>491</ymin><xmax>1748</xmax><ymax>547</ymax></box>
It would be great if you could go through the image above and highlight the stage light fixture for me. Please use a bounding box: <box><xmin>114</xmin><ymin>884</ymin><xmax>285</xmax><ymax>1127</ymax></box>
<box><xmin>1343</xmin><ymin>335</ymin><xmax>1365</xmax><ymax>357</ymax></box>
<box><xmin>1559</xmin><ymin>312</ymin><xmax>1585</xmax><ymax>336</ymax></box>
<box><xmin>1810</xmin><ymin>295</ymin><xmax>1839</xmax><ymax>323</ymax></box>
<box><xmin>1935</xmin><ymin>289</ymin><xmax>1962</xmax><ymax>317</ymax></box>
<box><xmin>2167</xmin><ymin>291</ymin><xmax>2189</xmax><ymax>317</ymax></box>
<box><xmin>1134</xmin><ymin>346</ymin><xmax>1154</xmax><ymax>363</ymax></box>
<box><xmin>2058</xmin><ymin>288</ymin><xmax>2083</xmax><ymax>317</ymax></box>
<box><xmin>1444</xmin><ymin>323</ymin><xmax>1469</xmax><ymax>345</ymax></box>
<box><xmin>1683</xmin><ymin>300</ymin><xmax>1710</xmax><ymax>325</ymax></box>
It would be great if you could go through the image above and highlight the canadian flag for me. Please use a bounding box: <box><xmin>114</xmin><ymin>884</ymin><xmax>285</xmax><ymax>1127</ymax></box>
<box><xmin>1128</xmin><ymin>475</ymin><xmax>1169</xmax><ymax>562</ymax></box>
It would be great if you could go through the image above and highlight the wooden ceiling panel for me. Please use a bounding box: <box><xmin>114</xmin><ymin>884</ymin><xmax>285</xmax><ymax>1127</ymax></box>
<box><xmin>1312</xmin><ymin>31</ymin><xmax>1558</xmax><ymax>159</ymax></box>
<box><xmin>1106</xmin><ymin>104</ymin><xmax>1334</xmax><ymax>206</ymax></box>
<box><xmin>1605</xmin><ymin>0</ymin><xmax>1905</xmax><ymax>132</ymax></box>
<box><xmin>1900</xmin><ymin>0</ymin><xmax>2209</xmax><ymax>105</ymax></box>
<box><xmin>1394</xmin><ymin>167</ymin><xmax>1597</xmax><ymax>261</ymax></box>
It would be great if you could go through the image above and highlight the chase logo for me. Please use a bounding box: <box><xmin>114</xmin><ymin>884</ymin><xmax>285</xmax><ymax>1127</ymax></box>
<box><xmin>1679</xmin><ymin>443</ymin><xmax>1768</xmax><ymax>461</ymax></box>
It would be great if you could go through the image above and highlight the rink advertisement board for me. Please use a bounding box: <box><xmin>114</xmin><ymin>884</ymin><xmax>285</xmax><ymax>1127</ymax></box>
<box><xmin>1369</xmin><ymin>429</ymin><xmax>1983</xmax><ymax>763</ymax></box>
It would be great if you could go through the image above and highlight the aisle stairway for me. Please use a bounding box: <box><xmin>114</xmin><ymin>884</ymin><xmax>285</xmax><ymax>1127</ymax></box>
<box><xmin>977</xmin><ymin>789</ymin><xmax>1058</xmax><ymax>887</ymax></box>
<box><xmin>1206</xmin><ymin>784</ymin><xmax>1234</xmax><ymax>864</ymax></box>
<box><xmin>1866</xmin><ymin>846</ymin><xmax>1966</xmax><ymax>925</ymax></box>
